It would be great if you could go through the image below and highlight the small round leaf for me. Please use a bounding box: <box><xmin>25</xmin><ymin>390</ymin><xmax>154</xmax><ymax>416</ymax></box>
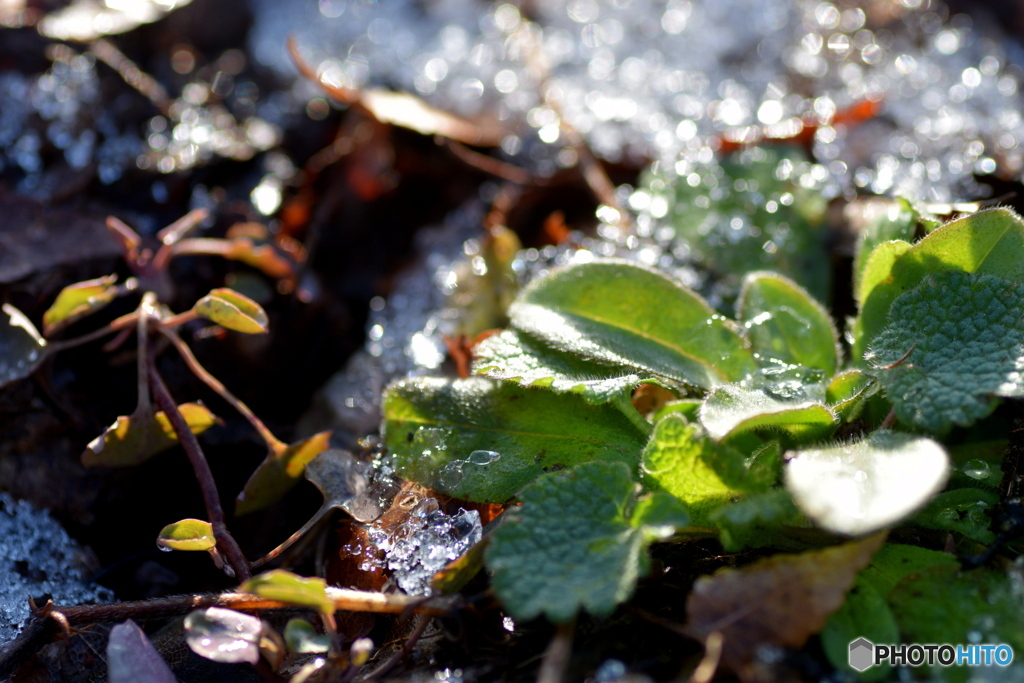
<box><xmin>193</xmin><ymin>288</ymin><xmax>269</xmax><ymax>334</ymax></box>
<box><xmin>157</xmin><ymin>518</ymin><xmax>216</xmax><ymax>552</ymax></box>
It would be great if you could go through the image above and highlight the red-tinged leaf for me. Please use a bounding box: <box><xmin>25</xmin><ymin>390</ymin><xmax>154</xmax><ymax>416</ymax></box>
<box><xmin>42</xmin><ymin>275</ymin><xmax>120</xmax><ymax>335</ymax></box>
<box><xmin>193</xmin><ymin>288</ymin><xmax>269</xmax><ymax>334</ymax></box>
<box><xmin>684</xmin><ymin>533</ymin><xmax>887</xmax><ymax>676</ymax></box>
<box><xmin>235</xmin><ymin>431</ymin><xmax>332</xmax><ymax>516</ymax></box>
<box><xmin>184</xmin><ymin>607</ymin><xmax>263</xmax><ymax>665</ymax></box>
<box><xmin>240</xmin><ymin>569</ymin><xmax>334</xmax><ymax>616</ymax></box>
<box><xmin>107</xmin><ymin>619</ymin><xmax>177</xmax><ymax>683</ymax></box>
<box><xmin>82</xmin><ymin>403</ymin><xmax>219</xmax><ymax>467</ymax></box>
<box><xmin>0</xmin><ymin>304</ymin><xmax>46</xmax><ymax>389</ymax></box>
<box><xmin>223</xmin><ymin>223</ymin><xmax>302</xmax><ymax>281</ymax></box>
<box><xmin>157</xmin><ymin>518</ymin><xmax>216</xmax><ymax>552</ymax></box>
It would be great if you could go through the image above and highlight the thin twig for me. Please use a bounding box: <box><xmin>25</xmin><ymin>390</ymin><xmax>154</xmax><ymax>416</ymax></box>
<box><xmin>89</xmin><ymin>39</ymin><xmax>172</xmax><ymax>114</ymax></box>
<box><xmin>536</xmin><ymin>617</ymin><xmax>576</xmax><ymax>683</ymax></box>
<box><xmin>441</xmin><ymin>138</ymin><xmax>537</xmax><ymax>185</ymax></box>
<box><xmin>879</xmin><ymin>408</ymin><xmax>898</xmax><ymax>431</ymax></box>
<box><xmin>361</xmin><ymin>613</ymin><xmax>433</xmax><ymax>681</ymax></box>
<box><xmin>147</xmin><ymin>359</ymin><xmax>252</xmax><ymax>580</ymax></box>
<box><xmin>689</xmin><ymin>631</ymin><xmax>723</xmax><ymax>683</ymax></box>
<box><xmin>160</xmin><ymin>327</ymin><xmax>281</xmax><ymax>448</ymax></box>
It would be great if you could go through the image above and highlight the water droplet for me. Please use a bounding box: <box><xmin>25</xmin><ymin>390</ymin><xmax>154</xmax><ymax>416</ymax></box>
<box><xmin>468</xmin><ymin>450</ymin><xmax>500</xmax><ymax>465</ymax></box>
<box><xmin>963</xmin><ymin>459</ymin><xmax>991</xmax><ymax>480</ymax></box>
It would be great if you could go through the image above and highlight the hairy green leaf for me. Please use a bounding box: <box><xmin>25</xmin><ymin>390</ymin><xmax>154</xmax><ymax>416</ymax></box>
<box><xmin>911</xmin><ymin>488</ymin><xmax>1000</xmax><ymax>545</ymax></box>
<box><xmin>156</xmin><ymin>518</ymin><xmax>215</xmax><ymax>552</ymax></box>
<box><xmin>847</xmin><ymin>197</ymin><xmax>918</xmax><ymax>303</ymax></box>
<box><xmin>826</xmin><ymin>369</ymin><xmax>877</xmax><ymax>421</ymax></box>
<box><xmin>509</xmin><ymin>260</ymin><xmax>754</xmax><ymax>389</ymax></box>
<box><xmin>855</xmin><ymin>207</ymin><xmax>1024</xmax><ymax>357</ymax></box>
<box><xmin>785</xmin><ymin>431</ymin><xmax>949</xmax><ymax>535</ymax></box>
<box><xmin>710</xmin><ymin>490</ymin><xmax>804</xmax><ymax>551</ymax></box>
<box><xmin>820</xmin><ymin>577</ymin><xmax>898</xmax><ymax>681</ymax></box>
<box><xmin>383</xmin><ymin>377</ymin><xmax>646</xmax><ymax>503</ymax></box>
<box><xmin>194</xmin><ymin>287</ymin><xmax>269</xmax><ymax>334</ymax></box>
<box><xmin>486</xmin><ymin>461</ymin><xmax>683</xmax><ymax>623</ymax></box>
<box><xmin>699</xmin><ymin>383</ymin><xmax>836</xmax><ymax>443</ymax></box>
<box><xmin>0</xmin><ymin>304</ymin><xmax>47</xmax><ymax>389</ymax></box>
<box><xmin>641</xmin><ymin>414</ymin><xmax>751</xmax><ymax>525</ymax></box>
<box><xmin>889</xmin><ymin>565</ymin><xmax>1024</xmax><ymax>681</ymax></box>
<box><xmin>868</xmin><ymin>271</ymin><xmax>1024</xmax><ymax>432</ymax></box>
<box><xmin>472</xmin><ymin>328</ymin><xmax>647</xmax><ymax>404</ymax></box>
<box><xmin>737</xmin><ymin>271</ymin><xmax>840</xmax><ymax>375</ymax></box>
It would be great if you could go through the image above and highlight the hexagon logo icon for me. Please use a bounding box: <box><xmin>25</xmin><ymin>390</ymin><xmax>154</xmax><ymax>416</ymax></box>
<box><xmin>849</xmin><ymin>637</ymin><xmax>875</xmax><ymax>672</ymax></box>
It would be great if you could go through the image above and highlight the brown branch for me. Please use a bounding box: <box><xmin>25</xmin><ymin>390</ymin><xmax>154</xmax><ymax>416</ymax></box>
<box><xmin>147</xmin><ymin>359</ymin><xmax>252</xmax><ymax>581</ymax></box>
<box><xmin>0</xmin><ymin>590</ymin><xmax>452</xmax><ymax>678</ymax></box>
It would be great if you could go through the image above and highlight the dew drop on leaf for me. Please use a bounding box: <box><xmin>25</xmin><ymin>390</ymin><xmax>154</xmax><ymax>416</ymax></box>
<box><xmin>962</xmin><ymin>459</ymin><xmax>991</xmax><ymax>481</ymax></box>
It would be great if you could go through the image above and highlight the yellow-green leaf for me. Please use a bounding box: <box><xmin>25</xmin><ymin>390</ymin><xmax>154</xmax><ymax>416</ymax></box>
<box><xmin>82</xmin><ymin>403</ymin><xmax>219</xmax><ymax>467</ymax></box>
<box><xmin>157</xmin><ymin>518</ymin><xmax>216</xmax><ymax>552</ymax></box>
<box><xmin>241</xmin><ymin>570</ymin><xmax>333</xmax><ymax>616</ymax></box>
<box><xmin>194</xmin><ymin>288</ymin><xmax>269</xmax><ymax>334</ymax></box>
<box><xmin>235</xmin><ymin>431</ymin><xmax>332</xmax><ymax>516</ymax></box>
<box><xmin>42</xmin><ymin>275</ymin><xmax>120</xmax><ymax>335</ymax></box>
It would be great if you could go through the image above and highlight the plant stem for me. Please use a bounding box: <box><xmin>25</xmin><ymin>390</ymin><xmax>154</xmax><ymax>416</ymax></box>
<box><xmin>536</xmin><ymin>616</ymin><xmax>576</xmax><ymax>683</ymax></box>
<box><xmin>0</xmin><ymin>590</ymin><xmax>451</xmax><ymax>679</ymax></box>
<box><xmin>614</xmin><ymin>394</ymin><xmax>654</xmax><ymax>437</ymax></box>
<box><xmin>147</xmin><ymin>359</ymin><xmax>252</xmax><ymax>580</ymax></box>
<box><xmin>45</xmin><ymin>312</ymin><xmax>139</xmax><ymax>354</ymax></box>
<box><xmin>160</xmin><ymin>328</ymin><xmax>282</xmax><ymax>449</ymax></box>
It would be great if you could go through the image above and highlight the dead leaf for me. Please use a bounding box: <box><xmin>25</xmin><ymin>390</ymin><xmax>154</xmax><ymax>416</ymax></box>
<box><xmin>684</xmin><ymin>532</ymin><xmax>887</xmax><ymax>676</ymax></box>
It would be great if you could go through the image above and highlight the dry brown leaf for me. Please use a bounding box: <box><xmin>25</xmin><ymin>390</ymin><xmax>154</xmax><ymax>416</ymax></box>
<box><xmin>684</xmin><ymin>532</ymin><xmax>887</xmax><ymax>676</ymax></box>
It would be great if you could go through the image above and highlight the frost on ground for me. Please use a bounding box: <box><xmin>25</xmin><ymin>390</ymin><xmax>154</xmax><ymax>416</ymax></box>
<box><xmin>0</xmin><ymin>493</ymin><xmax>112</xmax><ymax>644</ymax></box>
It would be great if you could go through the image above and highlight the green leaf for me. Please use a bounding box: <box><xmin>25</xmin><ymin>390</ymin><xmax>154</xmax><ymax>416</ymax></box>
<box><xmin>867</xmin><ymin>271</ymin><xmax>1024</xmax><ymax>432</ymax></box>
<box><xmin>699</xmin><ymin>383</ymin><xmax>836</xmax><ymax>443</ymax></box>
<box><xmin>235</xmin><ymin>431</ymin><xmax>332</xmax><ymax>516</ymax></box>
<box><xmin>42</xmin><ymin>275</ymin><xmax>120</xmax><ymax>335</ymax></box>
<box><xmin>785</xmin><ymin>431</ymin><xmax>949</xmax><ymax>535</ymax></box>
<box><xmin>383</xmin><ymin>377</ymin><xmax>647</xmax><ymax>503</ymax></box>
<box><xmin>629</xmin><ymin>491</ymin><xmax>692</xmax><ymax>532</ymax></box>
<box><xmin>82</xmin><ymin>403</ymin><xmax>219</xmax><ymax>467</ymax></box>
<box><xmin>889</xmin><ymin>565</ymin><xmax>1024</xmax><ymax>681</ymax></box>
<box><xmin>283</xmin><ymin>619</ymin><xmax>330</xmax><ymax>654</ymax></box>
<box><xmin>826</xmin><ymin>369</ymin><xmax>877</xmax><ymax>421</ymax></box>
<box><xmin>855</xmin><ymin>207</ymin><xmax>1024</xmax><ymax>357</ymax></box>
<box><xmin>0</xmin><ymin>304</ymin><xmax>47</xmax><ymax>389</ymax></box>
<box><xmin>184</xmin><ymin>607</ymin><xmax>263</xmax><ymax>665</ymax></box>
<box><xmin>508</xmin><ymin>259</ymin><xmax>754</xmax><ymax>389</ymax></box>
<box><xmin>859</xmin><ymin>542</ymin><xmax>958</xmax><ymax>597</ymax></box>
<box><xmin>472</xmin><ymin>328</ymin><xmax>647</xmax><ymax>404</ymax></box>
<box><xmin>710</xmin><ymin>490</ymin><xmax>804</xmax><ymax>551</ymax></box>
<box><xmin>820</xmin><ymin>577</ymin><xmax>898</xmax><ymax>681</ymax></box>
<box><xmin>156</xmin><ymin>518</ymin><xmax>215</xmax><ymax>552</ymax></box>
<box><xmin>641</xmin><ymin>145</ymin><xmax>830</xmax><ymax>300</ymax></box>
<box><xmin>485</xmin><ymin>461</ymin><xmax>679</xmax><ymax>623</ymax></box>
<box><xmin>847</xmin><ymin>196</ymin><xmax>918</xmax><ymax>303</ymax></box>
<box><xmin>850</xmin><ymin>240</ymin><xmax>913</xmax><ymax>358</ymax></box>
<box><xmin>737</xmin><ymin>271</ymin><xmax>840</xmax><ymax>375</ymax></box>
<box><xmin>640</xmin><ymin>414</ymin><xmax>752</xmax><ymax>526</ymax></box>
<box><xmin>240</xmin><ymin>570</ymin><xmax>333</xmax><ymax>616</ymax></box>
<box><xmin>911</xmin><ymin>488</ymin><xmax>1000</xmax><ymax>545</ymax></box>
<box><xmin>193</xmin><ymin>287</ymin><xmax>269</xmax><ymax>334</ymax></box>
